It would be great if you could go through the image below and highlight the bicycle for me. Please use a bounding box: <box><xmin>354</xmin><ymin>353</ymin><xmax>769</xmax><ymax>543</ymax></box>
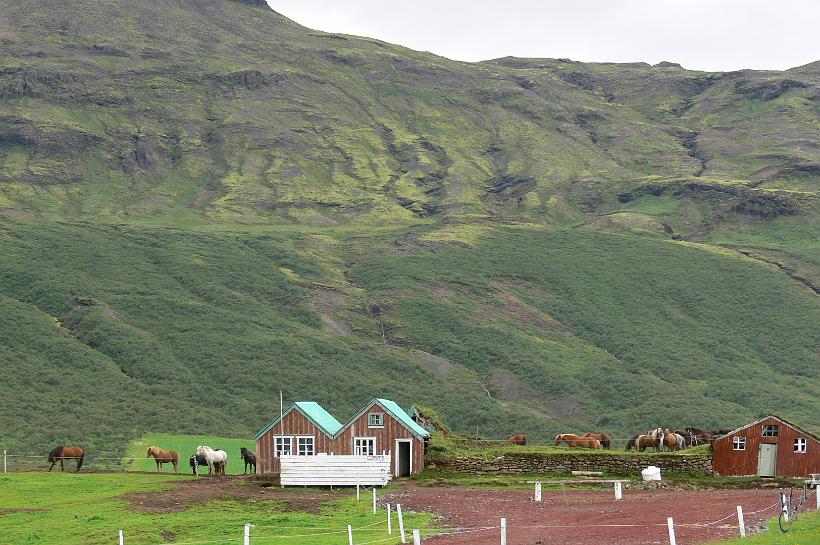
<box><xmin>778</xmin><ymin>483</ymin><xmax>811</xmax><ymax>533</ymax></box>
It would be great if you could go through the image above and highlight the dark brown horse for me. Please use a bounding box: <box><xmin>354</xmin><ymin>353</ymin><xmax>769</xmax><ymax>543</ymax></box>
<box><xmin>583</xmin><ymin>432</ymin><xmax>612</xmax><ymax>449</ymax></box>
<box><xmin>240</xmin><ymin>447</ymin><xmax>256</xmax><ymax>474</ymax></box>
<box><xmin>506</xmin><ymin>434</ymin><xmax>527</xmax><ymax>446</ymax></box>
<box><xmin>189</xmin><ymin>453</ymin><xmax>208</xmax><ymax>475</ymax></box>
<box><xmin>554</xmin><ymin>434</ymin><xmax>601</xmax><ymax>449</ymax></box>
<box><xmin>624</xmin><ymin>434</ymin><xmax>640</xmax><ymax>451</ymax></box>
<box><xmin>147</xmin><ymin>446</ymin><xmax>179</xmax><ymax>473</ymax></box>
<box><xmin>48</xmin><ymin>446</ymin><xmax>84</xmax><ymax>472</ymax></box>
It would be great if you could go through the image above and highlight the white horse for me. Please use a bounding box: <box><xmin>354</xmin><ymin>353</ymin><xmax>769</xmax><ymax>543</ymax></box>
<box><xmin>650</xmin><ymin>428</ymin><xmax>664</xmax><ymax>452</ymax></box>
<box><xmin>195</xmin><ymin>445</ymin><xmax>228</xmax><ymax>476</ymax></box>
<box><xmin>674</xmin><ymin>433</ymin><xmax>687</xmax><ymax>451</ymax></box>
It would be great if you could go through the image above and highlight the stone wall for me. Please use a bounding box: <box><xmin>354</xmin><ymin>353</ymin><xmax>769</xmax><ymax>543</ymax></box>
<box><xmin>432</xmin><ymin>453</ymin><xmax>714</xmax><ymax>477</ymax></box>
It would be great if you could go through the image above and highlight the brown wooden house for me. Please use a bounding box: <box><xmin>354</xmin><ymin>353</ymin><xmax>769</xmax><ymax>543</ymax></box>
<box><xmin>712</xmin><ymin>415</ymin><xmax>819</xmax><ymax>478</ymax></box>
<box><xmin>254</xmin><ymin>398</ymin><xmax>429</xmax><ymax>476</ymax></box>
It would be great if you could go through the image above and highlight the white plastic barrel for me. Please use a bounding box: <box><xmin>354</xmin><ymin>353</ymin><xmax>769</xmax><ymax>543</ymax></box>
<box><xmin>641</xmin><ymin>465</ymin><xmax>662</xmax><ymax>481</ymax></box>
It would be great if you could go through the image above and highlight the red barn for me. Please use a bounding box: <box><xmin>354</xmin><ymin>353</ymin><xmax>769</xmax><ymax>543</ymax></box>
<box><xmin>713</xmin><ymin>415</ymin><xmax>819</xmax><ymax>478</ymax></box>
<box><xmin>254</xmin><ymin>398</ymin><xmax>430</xmax><ymax>476</ymax></box>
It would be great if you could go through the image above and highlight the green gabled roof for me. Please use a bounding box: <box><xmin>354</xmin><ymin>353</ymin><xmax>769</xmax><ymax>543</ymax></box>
<box><xmin>377</xmin><ymin>398</ymin><xmax>430</xmax><ymax>438</ymax></box>
<box><xmin>253</xmin><ymin>401</ymin><xmax>343</xmax><ymax>440</ymax></box>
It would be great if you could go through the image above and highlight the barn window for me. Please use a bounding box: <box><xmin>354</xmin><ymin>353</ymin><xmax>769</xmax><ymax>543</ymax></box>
<box><xmin>762</xmin><ymin>425</ymin><xmax>779</xmax><ymax>437</ymax></box>
<box><xmin>274</xmin><ymin>436</ymin><xmax>292</xmax><ymax>458</ymax></box>
<box><xmin>733</xmin><ymin>436</ymin><xmax>746</xmax><ymax>451</ymax></box>
<box><xmin>368</xmin><ymin>413</ymin><xmax>384</xmax><ymax>428</ymax></box>
<box><xmin>794</xmin><ymin>438</ymin><xmax>807</xmax><ymax>453</ymax></box>
<box><xmin>296</xmin><ymin>436</ymin><xmax>315</xmax><ymax>456</ymax></box>
<box><xmin>354</xmin><ymin>437</ymin><xmax>376</xmax><ymax>456</ymax></box>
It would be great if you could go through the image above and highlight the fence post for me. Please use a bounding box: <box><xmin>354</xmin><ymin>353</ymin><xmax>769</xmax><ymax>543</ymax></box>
<box><xmin>387</xmin><ymin>503</ymin><xmax>392</xmax><ymax>534</ymax></box>
<box><xmin>3</xmin><ymin>450</ymin><xmax>6</xmax><ymax>474</ymax></box>
<box><xmin>413</xmin><ymin>529</ymin><xmax>421</xmax><ymax>545</ymax></box>
<box><xmin>667</xmin><ymin>517</ymin><xmax>676</xmax><ymax>545</ymax></box>
<box><xmin>397</xmin><ymin>503</ymin><xmax>406</xmax><ymax>543</ymax></box>
<box><xmin>500</xmin><ymin>517</ymin><xmax>507</xmax><ymax>545</ymax></box>
<box><xmin>244</xmin><ymin>523</ymin><xmax>251</xmax><ymax>545</ymax></box>
<box><xmin>347</xmin><ymin>524</ymin><xmax>353</xmax><ymax>545</ymax></box>
<box><xmin>615</xmin><ymin>481</ymin><xmax>623</xmax><ymax>500</ymax></box>
<box><xmin>119</xmin><ymin>529</ymin><xmax>124</xmax><ymax>545</ymax></box>
<box><xmin>194</xmin><ymin>456</ymin><xmax>198</xmax><ymax>476</ymax></box>
<box><xmin>534</xmin><ymin>481</ymin><xmax>541</xmax><ymax>502</ymax></box>
<box><xmin>736</xmin><ymin>506</ymin><xmax>746</xmax><ymax>538</ymax></box>
<box><xmin>373</xmin><ymin>487</ymin><xmax>377</xmax><ymax>514</ymax></box>
<box><xmin>356</xmin><ymin>474</ymin><xmax>360</xmax><ymax>501</ymax></box>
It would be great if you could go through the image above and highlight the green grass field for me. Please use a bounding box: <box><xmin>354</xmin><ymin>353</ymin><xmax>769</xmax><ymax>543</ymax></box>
<box><xmin>714</xmin><ymin>510</ymin><xmax>820</xmax><ymax>545</ymax></box>
<box><xmin>0</xmin><ymin>472</ymin><xmax>436</xmax><ymax>545</ymax></box>
<box><xmin>124</xmin><ymin>433</ymin><xmax>256</xmax><ymax>475</ymax></box>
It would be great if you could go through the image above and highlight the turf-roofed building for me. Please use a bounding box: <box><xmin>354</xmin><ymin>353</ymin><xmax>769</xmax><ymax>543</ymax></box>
<box><xmin>254</xmin><ymin>399</ymin><xmax>429</xmax><ymax>476</ymax></box>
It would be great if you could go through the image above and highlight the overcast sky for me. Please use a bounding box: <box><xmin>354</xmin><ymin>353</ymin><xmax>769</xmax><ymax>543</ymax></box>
<box><xmin>266</xmin><ymin>0</ymin><xmax>818</xmax><ymax>71</ymax></box>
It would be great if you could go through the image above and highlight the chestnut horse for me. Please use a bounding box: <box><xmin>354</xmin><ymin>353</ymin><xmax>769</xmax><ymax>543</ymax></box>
<box><xmin>147</xmin><ymin>446</ymin><xmax>179</xmax><ymax>473</ymax></box>
<box><xmin>635</xmin><ymin>434</ymin><xmax>659</xmax><ymax>452</ymax></box>
<box><xmin>240</xmin><ymin>447</ymin><xmax>256</xmax><ymax>474</ymax></box>
<box><xmin>554</xmin><ymin>434</ymin><xmax>601</xmax><ymax>449</ymax></box>
<box><xmin>506</xmin><ymin>434</ymin><xmax>527</xmax><ymax>446</ymax></box>
<box><xmin>48</xmin><ymin>446</ymin><xmax>84</xmax><ymax>472</ymax></box>
<box><xmin>583</xmin><ymin>432</ymin><xmax>612</xmax><ymax>450</ymax></box>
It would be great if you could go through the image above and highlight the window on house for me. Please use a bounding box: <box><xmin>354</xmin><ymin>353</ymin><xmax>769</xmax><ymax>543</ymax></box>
<box><xmin>274</xmin><ymin>436</ymin><xmax>292</xmax><ymax>458</ymax></box>
<box><xmin>762</xmin><ymin>425</ymin><xmax>779</xmax><ymax>437</ymax></box>
<box><xmin>733</xmin><ymin>436</ymin><xmax>746</xmax><ymax>451</ymax></box>
<box><xmin>368</xmin><ymin>413</ymin><xmax>384</xmax><ymax>428</ymax></box>
<box><xmin>297</xmin><ymin>436</ymin><xmax>315</xmax><ymax>456</ymax></box>
<box><xmin>794</xmin><ymin>438</ymin><xmax>807</xmax><ymax>453</ymax></box>
<box><xmin>354</xmin><ymin>437</ymin><xmax>376</xmax><ymax>456</ymax></box>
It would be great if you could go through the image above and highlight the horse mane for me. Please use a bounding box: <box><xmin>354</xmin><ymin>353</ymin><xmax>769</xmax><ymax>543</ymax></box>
<box><xmin>48</xmin><ymin>446</ymin><xmax>64</xmax><ymax>461</ymax></box>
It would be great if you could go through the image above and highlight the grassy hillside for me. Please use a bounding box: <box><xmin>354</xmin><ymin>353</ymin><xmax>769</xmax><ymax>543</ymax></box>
<box><xmin>0</xmin><ymin>0</ymin><xmax>817</xmax><ymax>454</ymax></box>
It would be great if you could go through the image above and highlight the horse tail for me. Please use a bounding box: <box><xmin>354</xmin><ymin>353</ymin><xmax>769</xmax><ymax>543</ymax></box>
<box><xmin>76</xmin><ymin>449</ymin><xmax>85</xmax><ymax>471</ymax></box>
<box><xmin>48</xmin><ymin>446</ymin><xmax>64</xmax><ymax>462</ymax></box>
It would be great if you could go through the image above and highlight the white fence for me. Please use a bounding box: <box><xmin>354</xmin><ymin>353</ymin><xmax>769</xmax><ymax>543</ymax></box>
<box><xmin>280</xmin><ymin>454</ymin><xmax>391</xmax><ymax>487</ymax></box>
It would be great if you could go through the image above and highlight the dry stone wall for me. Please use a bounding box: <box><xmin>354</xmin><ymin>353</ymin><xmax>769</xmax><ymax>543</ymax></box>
<box><xmin>433</xmin><ymin>453</ymin><xmax>714</xmax><ymax>477</ymax></box>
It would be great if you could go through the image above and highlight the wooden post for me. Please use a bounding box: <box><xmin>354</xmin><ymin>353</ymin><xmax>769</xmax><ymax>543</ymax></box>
<box><xmin>244</xmin><ymin>524</ymin><xmax>251</xmax><ymax>545</ymax></box>
<box><xmin>737</xmin><ymin>506</ymin><xmax>746</xmax><ymax>538</ymax></box>
<box><xmin>373</xmin><ymin>487</ymin><xmax>377</xmax><ymax>514</ymax></box>
<box><xmin>413</xmin><ymin>529</ymin><xmax>421</xmax><ymax>545</ymax></box>
<box><xmin>118</xmin><ymin>530</ymin><xmax>124</xmax><ymax>545</ymax></box>
<box><xmin>615</xmin><ymin>481</ymin><xmax>623</xmax><ymax>500</ymax></box>
<box><xmin>397</xmin><ymin>503</ymin><xmax>406</xmax><ymax>543</ymax></box>
<box><xmin>347</xmin><ymin>524</ymin><xmax>353</xmax><ymax>545</ymax></box>
<box><xmin>500</xmin><ymin>517</ymin><xmax>507</xmax><ymax>545</ymax></box>
<box><xmin>534</xmin><ymin>481</ymin><xmax>541</xmax><ymax>502</ymax></box>
<box><xmin>356</xmin><ymin>474</ymin><xmax>360</xmax><ymax>501</ymax></box>
<box><xmin>194</xmin><ymin>455</ymin><xmax>198</xmax><ymax>477</ymax></box>
<box><xmin>387</xmin><ymin>503</ymin><xmax>392</xmax><ymax>534</ymax></box>
<box><xmin>3</xmin><ymin>450</ymin><xmax>6</xmax><ymax>474</ymax></box>
<box><xmin>667</xmin><ymin>517</ymin><xmax>676</xmax><ymax>545</ymax></box>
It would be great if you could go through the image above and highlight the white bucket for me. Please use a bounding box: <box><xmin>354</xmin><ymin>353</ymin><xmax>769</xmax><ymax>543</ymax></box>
<box><xmin>641</xmin><ymin>465</ymin><xmax>662</xmax><ymax>481</ymax></box>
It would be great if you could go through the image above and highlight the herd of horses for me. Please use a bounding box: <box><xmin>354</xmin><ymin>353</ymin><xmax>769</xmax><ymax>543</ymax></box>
<box><xmin>506</xmin><ymin>426</ymin><xmax>732</xmax><ymax>451</ymax></box>
<box><xmin>47</xmin><ymin>445</ymin><xmax>257</xmax><ymax>475</ymax></box>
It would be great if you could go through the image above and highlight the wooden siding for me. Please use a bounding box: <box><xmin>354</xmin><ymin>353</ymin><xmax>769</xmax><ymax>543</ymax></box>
<box><xmin>713</xmin><ymin>416</ymin><xmax>820</xmax><ymax>477</ymax></box>
<box><xmin>334</xmin><ymin>401</ymin><xmax>426</xmax><ymax>475</ymax></box>
<box><xmin>255</xmin><ymin>409</ymin><xmax>335</xmax><ymax>474</ymax></box>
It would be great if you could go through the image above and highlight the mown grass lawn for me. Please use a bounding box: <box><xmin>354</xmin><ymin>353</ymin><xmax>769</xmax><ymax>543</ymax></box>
<box><xmin>0</xmin><ymin>472</ymin><xmax>435</xmax><ymax>545</ymax></box>
<box><xmin>714</xmin><ymin>510</ymin><xmax>819</xmax><ymax>545</ymax></box>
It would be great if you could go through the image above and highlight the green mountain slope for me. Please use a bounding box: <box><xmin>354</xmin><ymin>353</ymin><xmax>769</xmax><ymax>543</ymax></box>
<box><xmin>0</xmin><ymin>0</ymin><xmax>817</xmax><ymax>453</ymax></box>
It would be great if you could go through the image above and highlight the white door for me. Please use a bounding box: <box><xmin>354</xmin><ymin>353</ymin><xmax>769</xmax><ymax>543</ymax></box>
<box><xmin>757</xmin><ymin>444</ymin><xmax>777</xmax><ymax>477</ymax></box>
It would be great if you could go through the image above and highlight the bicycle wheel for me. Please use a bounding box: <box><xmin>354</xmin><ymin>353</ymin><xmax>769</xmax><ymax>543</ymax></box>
<box><xmin>779</xmin><ymin>511</ymin><xmax>793</xmax><ymax>533</ymax></box>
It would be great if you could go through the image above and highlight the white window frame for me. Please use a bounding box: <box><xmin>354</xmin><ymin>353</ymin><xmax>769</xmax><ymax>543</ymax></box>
<box><xmin>354</xmin><ymin>436</ymin><xmax>376</xmax><ymax>456</ymax></box>
<box><xmin>368</xmin><ymin>412</ymin><xmax>385</xmax><ymax>428</ymax></box>
<box><xmin>274</xmin><ymin>436</ymin><xmax>292</xmax><ymax>458</ymax></box>
<box><xmin>794</xmin><ymin>438</ymin><xmax>807</xmax><ymax>453</ymax></box>
<box><xmin>732</xmin><ymin>436</ymin><xmax>746</xmax><ymax>451</ymax></box>
<box><xmin>762</xmin><ymin>425</ymin><xmax>779</xmax><ymax>437</ymax></box>
<box><xmin>296</xmin><ymin>436</ymin><xmax>315</xmax><ymax>456</ymax></box>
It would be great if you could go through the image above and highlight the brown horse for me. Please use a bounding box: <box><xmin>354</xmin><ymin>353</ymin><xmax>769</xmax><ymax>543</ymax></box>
<box><xmin>147</xmin><ymin>446</ymin><xmax>179</xmax><ymax>473</ymax></box>
<box><xmin>583</xmin><ymin>432</ymin><xmax>612</xmax><ymax>450</ymax></box>
<box><xmin>240</xmin><ymin>447</ymin><xmax>256</xmax><ymax>474</ymax></box>
<box><xmin>554</xmin><ymin>433</ymin><xmax>602</xmax><ymax>449</ymax></box>
<box><xmin>635</xmin><ymin>434</ymin><xmax>659</xmax><ymax>452</ymax></box>
<box><xmin>506</xmin><ymin>434</ymin><xmax>527</xmax><ymax>446</ymax></box>
<box><xmin>48</xmin><ymin>446</ymin><xmax>84</xmax><ymax>472</ymax></box>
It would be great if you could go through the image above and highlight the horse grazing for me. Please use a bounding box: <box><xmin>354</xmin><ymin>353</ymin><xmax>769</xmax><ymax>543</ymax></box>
<box><xmin>554</xmin><ymin>433</ymin><xmax>601</xmax><ymax>449</ymax></box>
<box><xmin>195</xmin><ymin>445</ymin><xmax>228</xmax><ymax>476</ymax></box>
<box><xmin>506</xmin><ymin>434</ymin><xmax>527</xmax><ymax>446</ymax></box>
<box><xmin>240</xmin><ymin>447</ymin><xmax>257</xmax><ymax>474</ymax></box>
<box><xmin>625</xmin><ymin>434</ymin><xmax>640</xmax><ymax>451</ymax></box>
<box><xmin>147</xmin><ymin>446</ymin><xmax>179</xmax><ymax>473</ymax></box>
<box><xmin>189</xmin><ymin>453</ymin><xmax>208</xmax><ymax>475</ymax></box>
<box><xmin>583</xmin><ymin>432</ymin><xmax>612</xmax><ymax>450</ymax></box>
<box><xmin>48</xmin><ymin>446</ymin><xmax>85</xmax><ymax>472</ymax></box>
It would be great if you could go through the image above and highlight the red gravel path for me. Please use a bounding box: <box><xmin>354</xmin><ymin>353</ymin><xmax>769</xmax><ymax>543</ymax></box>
<box><xmin>387</xmin><ymin>486</ymin><xmax>780</xmax><ymax>544</ymax></box>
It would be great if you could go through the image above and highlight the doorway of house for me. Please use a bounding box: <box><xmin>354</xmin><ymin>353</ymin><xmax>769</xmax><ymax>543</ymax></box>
<box><xmin>396</xmin><ymin>440</ymin><xmax>411</xmax><ymax>477</ymax></box>
<box><xmin>758</xmin><ymin>443</ymin><xmax>777</xmax><ymax>477</ymax></box>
